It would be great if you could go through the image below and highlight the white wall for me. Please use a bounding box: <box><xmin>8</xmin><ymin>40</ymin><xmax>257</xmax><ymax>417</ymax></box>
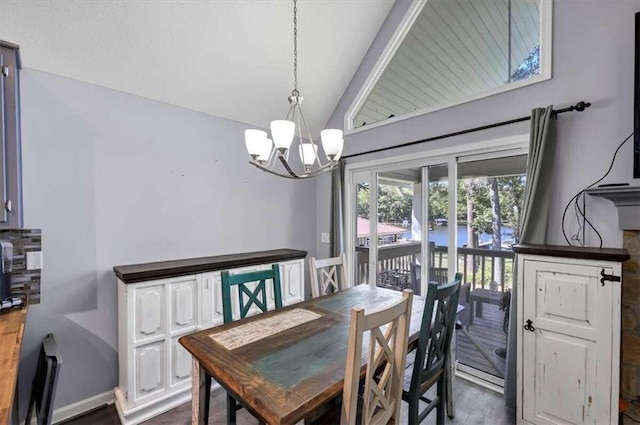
<box><xmin>316</xmin><ymin>0</ymin><xmax>640</xmax><ymax>259</ymax></box>
<box><xmin>18</xmin><ymin>69</ymin><xmax>317</xmax><ymax>413</ymax></box>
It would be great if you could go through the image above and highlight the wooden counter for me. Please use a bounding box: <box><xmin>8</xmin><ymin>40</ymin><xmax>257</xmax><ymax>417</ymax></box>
<box><xmin>512</xmin><ymin>243</ymin><xmax>630</xmax><ymax>262</ymax></box>
<box><xmin>0</xmin><ymin>306</ymin><xmax>27</xmax><ymax>424</ymax></box>
<box><xmin>113</xmin><ymin>248</ymin><xmax>308</xmax><ymax>284</ymax></box>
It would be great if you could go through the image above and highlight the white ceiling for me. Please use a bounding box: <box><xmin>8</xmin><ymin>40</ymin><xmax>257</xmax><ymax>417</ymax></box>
<box><xmin>0</xmin><ymin>0</ymin><xmax>394</xmax><ymax>135</ymax></box>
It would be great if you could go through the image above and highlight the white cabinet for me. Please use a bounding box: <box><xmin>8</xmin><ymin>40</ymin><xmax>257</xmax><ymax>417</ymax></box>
<box><xmin>114</xmin><ymin>254</ymin><xmax>306</xmax><ymax>425</ymax></box>
<box><xmin>515</xmin><ymin>246</ymin><xmax>627</xmax><ymax>425</ymax></box>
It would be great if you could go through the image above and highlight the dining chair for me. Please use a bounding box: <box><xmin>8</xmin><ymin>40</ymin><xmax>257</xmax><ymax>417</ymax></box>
<box><xmin>312</xmin><ymin>289</ymin><xmax>413</xmax><ymax>425</ymax></box>
<box><xmin>309</xmin><ymin>253</ymin><xmax>348</xmax><ymax>298</ymax></box>
<box><xmin>25</xmin><ymin>333</ymin><xmax>62</xmax><ymax>425</ymax></box>
<box><xmin>402</xmin><ymin>273</ymin><xmax>461</xmax><ymax>425</ymax></box>
<box><xmin>220</xmin><ymin>264</ymin><xmax>283</xmax><ymax>425</ymax></box>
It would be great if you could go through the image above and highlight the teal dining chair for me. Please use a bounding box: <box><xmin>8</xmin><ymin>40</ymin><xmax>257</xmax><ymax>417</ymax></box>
<box><xmin>221</xmin><ymin>265</ymin><xmax>283</xmax><ymax>324</ymax></box>
<box><xmin>402</xmin><ymin>272</ymin><xmax>462</xmax><ymax>425</ymax></box>
<box><xmin>220</xmin><ymin>264</ymin><xmax>283</xmax><ymax>425</ymax></box>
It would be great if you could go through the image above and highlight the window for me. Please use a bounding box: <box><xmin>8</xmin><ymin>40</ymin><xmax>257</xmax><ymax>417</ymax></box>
<box><xmin>345</xmin><ymin>0</ymin><xmax>552</xmax><ymax>133</ymax></box>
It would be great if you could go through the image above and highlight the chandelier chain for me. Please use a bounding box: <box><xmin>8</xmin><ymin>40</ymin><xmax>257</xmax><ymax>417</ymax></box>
<box><xmin>293</xmin><ymin>0</ymin><xmax>298</xmax><ymax>95</ymax></box>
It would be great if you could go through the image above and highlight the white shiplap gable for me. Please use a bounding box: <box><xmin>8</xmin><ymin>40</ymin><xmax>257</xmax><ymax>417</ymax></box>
<box><xmin>355</xmin><ymin>0</ymin><xmax>540</xmax><ymax>127</ymax></box>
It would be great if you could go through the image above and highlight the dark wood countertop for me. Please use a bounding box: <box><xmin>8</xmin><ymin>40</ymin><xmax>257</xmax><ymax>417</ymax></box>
<box><xmin>512</xmin><ymin>244</ymin><xmax>630</xmax><ymax>262</ymax></box>
<box><xmin>114</xmin><ymin>248</ymin><xmax>308</xmax><ymax>284</ymax></box>
<box><xmin>0</xmin><ymin>306</ymin><xmax>27</xmax><ymax>424</ymax></box>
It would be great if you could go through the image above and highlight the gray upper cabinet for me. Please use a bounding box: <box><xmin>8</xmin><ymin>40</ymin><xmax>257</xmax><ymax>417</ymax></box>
<box><xmin>0</xmin><ymin>41</ymin><xmax>22</xmax><ymax>229</ymax></box>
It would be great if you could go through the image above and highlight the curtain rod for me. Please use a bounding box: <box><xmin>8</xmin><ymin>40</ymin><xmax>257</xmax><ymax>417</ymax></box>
<box><xmin>342</xmin><ymin>101</ymin><xmax>592</xmax><ymax>160</ymax></box>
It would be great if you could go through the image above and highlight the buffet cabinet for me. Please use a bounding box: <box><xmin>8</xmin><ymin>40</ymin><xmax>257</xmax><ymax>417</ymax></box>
<box><xmin>113</xmin><ymin>249</ymin><xmax>306</xmax><ymax>425</ymax></box>
<box><xmin>513</xmin><ymin>244</ymin><xmax>629</xmax><ymax>425</ymax></box>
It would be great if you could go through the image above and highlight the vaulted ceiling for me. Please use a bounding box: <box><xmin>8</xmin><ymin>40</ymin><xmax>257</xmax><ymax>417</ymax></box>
<box><xmin>355</xmin><ymin>0</ymin><xmax>540</xmax><ymax>127</ymax></box>
<box><xmin>0</xmin><ymin>0</ymin><xmax>394</xmax><ymax>136</ymax></box>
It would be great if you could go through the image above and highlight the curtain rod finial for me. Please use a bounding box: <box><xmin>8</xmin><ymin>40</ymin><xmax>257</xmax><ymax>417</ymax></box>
<box><xmin>573</xmin><ymin>101</ymin><xmax>591</xmax><ymax>111</ymax></box>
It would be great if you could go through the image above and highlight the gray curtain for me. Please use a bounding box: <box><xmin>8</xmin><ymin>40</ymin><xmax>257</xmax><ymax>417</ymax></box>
<box><xmin>330</xmin><ymin>160</ymin><xmax>346</xmax><ymax>257</ymax></box>
<box><xmin>504</xmin><ymin>106</ymin><xmax>555</xmax><ymax>409</ymax></box>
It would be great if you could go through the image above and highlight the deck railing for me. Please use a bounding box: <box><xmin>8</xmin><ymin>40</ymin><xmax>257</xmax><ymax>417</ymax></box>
<box><xmin>355</xmin><ymin>241</ymin><xmax>515</xmax><ymax>294</ymax></box>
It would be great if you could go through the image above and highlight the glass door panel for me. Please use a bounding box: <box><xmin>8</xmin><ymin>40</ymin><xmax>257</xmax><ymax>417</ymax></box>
<box><xmin>454</xmin><ymin>154</ymin><xmax>527</xmax><ymax>383</ymax></box>
<box><xmin>374</xmin><ymin>168</ymin><xmax>421</xmax><ymax>293</ymax></box>
<box><xmin>353</xmin><ymin>172</ymin><xmax>371</xmax><ymax>285</ymax></box>
<box><xmin>425</xmin><ymin>164</ymin><xmax>450</xmax><ymax>294</ymax></box>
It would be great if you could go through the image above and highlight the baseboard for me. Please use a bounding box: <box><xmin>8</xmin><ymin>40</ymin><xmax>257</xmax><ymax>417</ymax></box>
<box><xmin>29</xmin><ymin>390</ymin><xmax>115</xmax><ymax>425</ymax></box>
<box><xmin>114</xmin><ymin>382</ymin><xmax>220</xmax><ymax>425</ymax></box>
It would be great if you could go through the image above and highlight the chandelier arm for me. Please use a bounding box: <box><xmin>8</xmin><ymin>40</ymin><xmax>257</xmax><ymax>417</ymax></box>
<box><xmin>297</xmin><ymin>161</ymin><xmax>340</xmax><ymax>177</ymax></box>
<box><xmin>250</xmin><ymin>160</ymin><xmax>339</xmax><ymax>179</ymax></box>
<box><xmin>250</xmin><ymin>161</ymin><xmax>300</xmax><ymax>179</ymax></box>
<box><xmin>297</xmin><ymin>105</ymin><xmax>323</xmax><ymax>167</ymax></box>
<box><xmin>278</xmin><ymin>154</ymin><xmax>301</xmax><ymax>178</ymax></box>
<box><xmin>265</xmin><ymin>142</ymin><xmax>277</xmax><ymax>168</ymax></box>
<box><xmin>296</xmin><ymin>107</ymin><xmax>308</xmax><ymax>169</ymax></box>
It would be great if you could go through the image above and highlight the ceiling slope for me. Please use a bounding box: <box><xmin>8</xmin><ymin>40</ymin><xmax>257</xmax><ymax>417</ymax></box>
<box><xmin>0</xmin><ymin>0</ymin><xmax>394</xmax><ymax>135</ymax></box>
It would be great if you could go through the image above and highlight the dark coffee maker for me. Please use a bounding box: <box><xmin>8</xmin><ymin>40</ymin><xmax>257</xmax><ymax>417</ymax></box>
<box><xmin>0</xmin><ymin>241</ymin><xmax>13</xmax><ymax>300</ymax></box>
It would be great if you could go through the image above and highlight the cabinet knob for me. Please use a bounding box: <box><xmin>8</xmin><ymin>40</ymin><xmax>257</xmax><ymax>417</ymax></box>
<box><xmin>1</xmin><ymin>66</ymin><xmax>8</xmax><ymax>77</ymax></box>
<box><xmin>4</xmin><ymin>200</ymin><xmax>11</xmax><ymax>213</ymax></box>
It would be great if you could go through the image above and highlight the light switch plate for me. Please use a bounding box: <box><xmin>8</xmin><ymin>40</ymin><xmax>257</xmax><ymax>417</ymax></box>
<box><xmin>321</xmin><ymin>233</ymin><xmax>330</xmax><ymax>244</ymax></box>
<box><xmin>26</xmin><ymin>251</ymin><xmax>43</xmax><ymax>270</ymax></box>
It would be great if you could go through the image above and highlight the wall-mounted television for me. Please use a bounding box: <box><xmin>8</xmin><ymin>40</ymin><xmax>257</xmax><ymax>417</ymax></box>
<box><xmin>635</xmin><ymin>12</ymin><xmax>640</xmax><ymax>178</ymax></box>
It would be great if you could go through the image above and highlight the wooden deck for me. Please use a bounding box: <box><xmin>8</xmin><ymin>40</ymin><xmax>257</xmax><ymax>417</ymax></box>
<box><xmin>456</xmin><ymin>303</ymin><xmax>507</xmax><ymax>379</ymax></box>
<box><xmin>377</xmin><ymin>281</ymin><xmax>508</xmax><ymax>380</ymax></box>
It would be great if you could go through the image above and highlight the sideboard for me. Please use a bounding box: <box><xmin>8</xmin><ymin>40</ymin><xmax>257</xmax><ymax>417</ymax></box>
<box><xmin>112</xmin><ymin>248</ymin><xmax>307</xmax><ymax>425</ymax></box>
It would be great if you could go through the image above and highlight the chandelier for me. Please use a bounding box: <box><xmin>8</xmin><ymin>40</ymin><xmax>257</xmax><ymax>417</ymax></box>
<box><xmin>244</xmin><ymin>0</ymin><xmax>344</xmax><ymax>179</ymax></box>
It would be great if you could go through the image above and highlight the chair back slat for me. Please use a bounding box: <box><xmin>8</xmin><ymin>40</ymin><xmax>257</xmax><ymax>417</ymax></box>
<box><xmin>411</xmin><ymin>273</ymin><xmax>462</xmax><ymax>394</ymax></box>
<box><xmin>221</xmin><ymin>265</ymin><xmax>282</xmax><ymax>324</ymax></box>
<box><xmin>309</xmin><ymin>253</ymin><xmax>347</xmax><ymax>298</ymax></box>
<box><xmin>342</xmin><ymin>290</ymin><xmax>413</xmax><ymax>425</ymax></box>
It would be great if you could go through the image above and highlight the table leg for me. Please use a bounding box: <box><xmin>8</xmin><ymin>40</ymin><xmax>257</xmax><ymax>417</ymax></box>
<box><xmin>192</xmin><ymin>358</ymin><xmax>211</xmax><ymax>425</ymax></box>
<box><xmin>476</xmin><ymin>301</ymin><xmax>483</xmax><ymax>319</ymax></box>
<box><xmin>469</xmin><ymin>299</ymin><xmax>475</xmax><ymax>325</ymax></box>
<box><xmin>446</xmin><ymin>334</ymin><xmax>456</xmax><ymax>418</ymax></box>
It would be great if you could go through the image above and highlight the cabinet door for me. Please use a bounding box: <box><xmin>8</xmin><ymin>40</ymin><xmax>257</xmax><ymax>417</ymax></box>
<box><xmin>169</xmin><ymin>277</ymin><xmax>197</xmax><ymax>334</ymax></box>
<box><xmin>135</xmin><ymin>285</ymin><xmax>165</xmax><ymax>343</ymax></box>
<box><xmin>170</xmin><ymin>337</ymin><xmax>191</xmax><ymax>387</ymax></box>
<box><xmin>134</xmin><ymin>341</ymin><xmax>166</xmax><ymax>401</ymax></box>
<box><xmin>521</xmin><ymin>260</ymin><xmax>614</xmax><ymax>425</ymax></box>
<box><xmin>281</xmin><ymin>260</ymin><xmax>304</xmax><ymax>306</ymax></box>
<box><xmin>0</xmin><ymin>44</ymin><xmax>22</xmax><ymax>228</ymax></box>
<box><xmin>201</xmin><ymin>272</ymin><xmax>225</xmax><ymax>328</ymax></box>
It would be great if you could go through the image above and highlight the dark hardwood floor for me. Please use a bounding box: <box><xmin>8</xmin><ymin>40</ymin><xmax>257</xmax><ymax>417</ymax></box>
<box><xmin>61</xmin><ymin>378</ymin><xmax>514</xmax><ymax>425</ymax></box>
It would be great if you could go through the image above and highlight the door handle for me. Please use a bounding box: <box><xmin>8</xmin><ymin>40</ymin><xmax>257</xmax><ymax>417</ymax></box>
<box><xmin>524</xmin><ymin>319</ymin><xmax>535</xmax><ymax>332</ymax></box>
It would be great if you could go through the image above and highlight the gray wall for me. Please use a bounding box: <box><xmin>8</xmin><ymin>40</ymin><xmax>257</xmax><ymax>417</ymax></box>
<box><xmin>18</xmin><ymin>69</ymin><xmax>317</xmax><ymax>413</ymax></box>
<box><xmin>316</xmin><ymin>0</ymin><xmax>640</xmax><ymax>259</ymax></box>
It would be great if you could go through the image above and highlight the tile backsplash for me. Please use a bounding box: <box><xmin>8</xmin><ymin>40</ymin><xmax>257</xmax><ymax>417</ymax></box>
<box><xmin>0</xmin><ymin>229</ymin><xmax>41</xmax><ymax>304</ymax></box>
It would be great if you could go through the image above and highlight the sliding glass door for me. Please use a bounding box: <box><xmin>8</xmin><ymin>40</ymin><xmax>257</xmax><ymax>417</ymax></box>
<box><xmin>454</xmin><ymin>154</ymin><xmax>527</xmax><ymax>385</ymax></box>
<box><xmin>345</xmin><ymin>140</ymin><xmax>528</xmax><ymax>389</ymax></box>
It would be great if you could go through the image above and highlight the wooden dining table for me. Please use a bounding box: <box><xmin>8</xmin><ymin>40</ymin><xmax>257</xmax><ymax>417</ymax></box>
<box><xmin>179</xmin><ymin>284</ymin><xmax>445</xmax><ymax>425</ymax></box>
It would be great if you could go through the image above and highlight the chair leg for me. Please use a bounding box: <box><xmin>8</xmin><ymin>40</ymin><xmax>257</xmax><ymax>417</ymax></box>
<box><xmin>408</xmin><ymin>395</ymin><xmax>419</xmax><ymax>425</ymax></box>
<box><xmin>226</xmin><ymin>393</ymin><xmax>237</xmax><ymax>425</ymax></box>
<box><xmin>436</xmin><ymin>376</ymin><xmax>445</xmax><ymax>425</ymax></box>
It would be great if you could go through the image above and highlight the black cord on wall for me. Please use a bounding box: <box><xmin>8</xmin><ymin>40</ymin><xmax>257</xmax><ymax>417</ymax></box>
<box><xmin>561</xmin><ymin>130</ymin><xmax>635</xmax><ymax>248</ymax></box>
